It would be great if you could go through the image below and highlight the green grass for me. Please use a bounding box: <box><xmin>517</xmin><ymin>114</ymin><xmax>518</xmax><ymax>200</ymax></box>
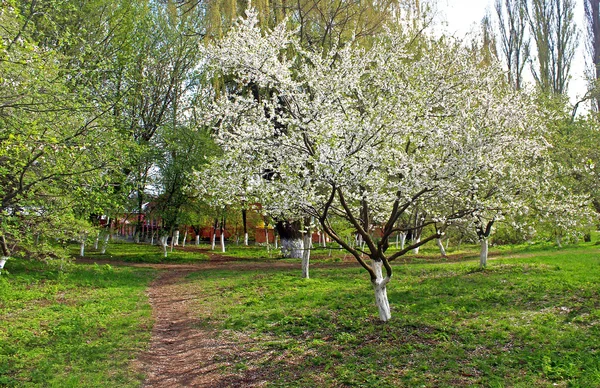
<box><xmin>75</xmin><ymin>240</ymin><xmax>208</xmax><ymax>263</ymax></box>
<box><xmin>187</xmin><ymin>244</ymin><xmax>600</xmax><ymax>387</ymax></box>
<box><xmin>0</xmin><ymin>259</ymin><xmax>156</xmax><ymax>387</ymax></box>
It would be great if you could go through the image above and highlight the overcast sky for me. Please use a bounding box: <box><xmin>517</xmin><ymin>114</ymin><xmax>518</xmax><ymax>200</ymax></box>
<box><xmin>437</xmin><ymin>0</ymin><xmax>588</xmax><ymax>106</ymax></box>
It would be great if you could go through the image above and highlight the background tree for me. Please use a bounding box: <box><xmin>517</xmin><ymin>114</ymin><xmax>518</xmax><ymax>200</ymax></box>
<box><xmin>585</xmin><ymin>0</ymin><xmax>600</xmax><ymax>111</ymax></box>
<box><xmin>528</xmin><ymin>0</ymin><xmax>578</xmax><ymax>95</ymax></box>
<box><xmin>495</xmin><ymin>0</ymin><xmax>530</xmax><ymax>90</ymax></box>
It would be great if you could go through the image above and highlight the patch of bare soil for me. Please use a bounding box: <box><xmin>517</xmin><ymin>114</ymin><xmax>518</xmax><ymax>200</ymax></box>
<box><xmin>135</xmin><ymin>266</ymin><xmax>253</xmax><ymax>387</ymax></box>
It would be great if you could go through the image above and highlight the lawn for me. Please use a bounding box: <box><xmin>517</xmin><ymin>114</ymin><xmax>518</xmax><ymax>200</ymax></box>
<box><xmin>187</xmin><ymin>244</ymin><xmax>600</xmax><ymax>387</ymax></box>
<box><xmin>0</xmin><ymin>259</ymin><xmax>156</xmax><ymax>387</ymax></box>
<box><xmin>76</xmin><ymin>240</ymin><xmax>209</xmax><ymax>263</ymax></box>
<box><xmin>1</xmin><ymin>239</ymin><xmax>599</xmax><ymax>387</ymax></box>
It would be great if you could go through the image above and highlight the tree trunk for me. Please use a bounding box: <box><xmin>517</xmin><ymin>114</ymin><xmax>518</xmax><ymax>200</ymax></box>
<box><xmin>371</xmin><ymin>259</ymin><xmax>391</xmax><ymax>322</ymax></box>
<box><xmin>0</xmin><ymin>235</ymin><xmax>9</xmax><ymax>274</ymax></box>
<box><xmin>94</xmin><ymin>233</ymin><xmax>100</xmax><ymax>250</ymax></box>
<box><xmin>220</xmin><ymin>233</ymin><xmax>226</xmax><ymax>253</ymax></box>
<box><xmin>302</xmin><ymin>232</ymin><xmax>311</xmax><ymax>279</ymax></box>
<box><xmin>436</xmin><ymin>238</ymin><xmax>447</xmax><ymax>257</ymax></box>
<box><xmin>412</xmin><ymin>237</ymin><xmax>421</xmax><ymax>254</ymax></box>
<box><xmin>101</xmin><ymin>232</ymin><xmax>110</xmax><ymax>254</ymax></box>
<box><xmin>242</xmin><ymin>208</ymin><xmax>248</xmax><ymax>246</ymax></box>
<box><xmin>276</xmin><ymin>220</ymin><xmax>304</xmax><ymax>258</ymax></box>
<box><xmin>211</xmin><ymin>218</ymin><xmax>218</xmax><ymax>250</ymax></box>
<box><xmin>399</xmin><ymin>232</ymin><xmax>406</xmax><ymax>250</ymax></box>
<box><xmin>196</xmin><ymin>235</ymin><xmax>200</xmax><ymax>245</ymax></box>
<box><xmin>79</xmin><ymin>240</ymin><xmax>85</xmax><ymax>257</ymax></box>
<box><xmin>480</xmin><ymin>238</ymin><xmax>488</xmax><ymax>268</ymax></box>
<box><xmin>182</xmin><ymin>230</ymin><xmax>187</xmax><ymax>247</ymax></box>
<box><xmin>173</xmin><ymin>230</ymin><xmax>180</xmax><ymax>246</ymax></box>
<box><xmin>556</xmin><ymin>235</ymin><xmax>563</xmax><ymax>248</ymax></box>
<box><xmin>160</xmin><ymin>235</ymin><xmax>168</xmax><ymax>258</ymax></box>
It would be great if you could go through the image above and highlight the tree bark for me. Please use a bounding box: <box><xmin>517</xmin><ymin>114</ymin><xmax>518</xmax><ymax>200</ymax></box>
<box><xmin>436</xmin><ymin>238</ymin><xmax>447</xmax><ymax>257</ymax></box>
<box><xmin>302</xmin><ymin>231</ymin><xmax>311</xmax><ymax>279</ymax></box>
<box><xmin>480</xmin><ymin>238</ymin><xmax>489</xmax><ymax>268</ymax></box>
<box><xmin>242</xmin><ymin>208</ymin><xmax>248</xmax><ymax>246</ymax></box>
<box><xmin>276</xmin><ymin>220</ymin><xmax>304</xmax><ymax>258</ymax></box>
<box><xmin>211</xmin><ymin>218</ymin><xmax>218</xmax><ymax>250</ymax></box>
<box><xmin>412</xmin><ymin>237</ymin><xmax>421</xmax><ymax>254</ymax></box>
<box><xmin>160</xmin><ymin>235</ymin><xmax>168</xmax><ymax>258</ymax></box>
<box><xmin>173</xmin><ymin>230</ymin><xmax>180</xmax><ymax>246</ymax></box>
<box><xmin>371</xmin><ymin>259</ymin><xmax>391</xmax><ymax>322</ymax></box>
<box><xmin>100</xmin><ymin>232</ymin><xmax>110</xmax><ymax>254</ymax></box>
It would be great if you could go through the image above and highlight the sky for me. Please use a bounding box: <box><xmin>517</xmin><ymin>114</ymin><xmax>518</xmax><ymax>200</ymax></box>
<box><xmin>436</xmin><ymin>0</ymin><xmax>588</xmax><ymax>106</ymax></box>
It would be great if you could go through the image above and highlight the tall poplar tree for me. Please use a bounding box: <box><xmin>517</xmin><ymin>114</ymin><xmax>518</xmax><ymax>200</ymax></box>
<box><xmin>528</xmin><ymin>0</ymin><xmax>578</xmax><ymax>95</ymax></box>
<box><xmin>495</xmin><ymin>0</ymin><xmax>530</xmax><ymax>90</ymax></box>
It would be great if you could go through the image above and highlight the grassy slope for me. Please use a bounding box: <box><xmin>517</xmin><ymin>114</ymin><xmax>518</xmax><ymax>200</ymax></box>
<box><xmin>0</xmin><ymin>260</ymin><xmax>156</xmax><ymax>387</ymax></box>
<box><xmin>188</xmin><ymin>245</ymin><xmax>600</xmax><ymax>387</ymax></box>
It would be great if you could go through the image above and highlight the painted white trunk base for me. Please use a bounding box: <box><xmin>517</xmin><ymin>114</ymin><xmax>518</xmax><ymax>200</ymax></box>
<box><xmin>0</xmin><ymin>257</ymin><xmax>7</xmax><ymax>272</ymax></box>
<box><xmin>160</xmin><ymin>236</ymin><xmax>168</xmax><ymax>258</ymax></box>
<box><xmin>173</xmin><ymin>230</ymin><xmax>180</xmax><ymax>246</ymax></box>
<box><xmin>302</xmin><ymin>234</ymin><xmax>311</xmax><ymax>279</ymax></box>
<box><xmin>281</xmin><ymin>237</ymin><xmax>303</xmax><ymax>259</ymax></box>
<box><xmin>244</xmin><ymin>233</ymin><xmax>248</xmax><ymax>246</ymax></box>
<box><xmin>371</xmin><ymin>260</ymin><xmax>391</xmax><ymax>321</ymax></box>
<box><xmin>80</xmin><ymin>241</ymin><xmax>85</xmax><ymax>257</ymax></box>
<box><xmin>480</xmin><ymin>238</ymin><xmax>488</xmax><ymax>268</ymax></box>
<box><xmin>436</xmin><ymin>238</ymin><xmax>446</xmax><ymax>257</ymax></box>
<box><xmin>412</xmin><ymin>238</ymin><xmax>421</xmax><ymax>254</ymax></box>
<box><xmin>101</xmin><ymin>234</ymin><xmax>110</xmax><ymax>254</ymax></box>
<box><xmin>196</xmin><ymin>235</ymin><xmax>200</xmax><ymax>245</ymax></box>
<box><xmin>182</xmin><ymin>231</ymin><xmax>187</xmax><ymax>247</ymax></box>
<box><xmin>220</xmin><ymin>233</ymin><xmax>226</xmax><ymax>253</ymax></box>
<box><xmin>211</xmin><ymin>234</ymin><xmax>216</xmax><ymax>250</ymax></box>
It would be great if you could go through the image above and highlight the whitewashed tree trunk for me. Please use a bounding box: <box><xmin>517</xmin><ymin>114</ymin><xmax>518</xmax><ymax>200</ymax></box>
<box><xmin>265</xmin><ymin>228</ymin><xmax>269</xmax><ymax>245</ymax></box>
<box><xmin>173</xmin><ymin>230</ymin><xmax>180</xmax><ymax>246</ymax></box>
<box><xmin>182</xmin><ymin>230</ymin><xmax>187</xmax><ymax>247</ymax></box>
<box><xmin>220</xmin><ymin>233</ymin><xmax>226</xmax><ymax>253</ymax></box>
<box><xmin>281</xmin><ymin>237</ymin><xmax>303</xmax><ymax>258</ymax></box>
<box><xmin>244</xmin><ymin>232</ymin><xmax>248</xmax><ymax>246</ymax></box>
<box><xmin>100</xmin><ymin>233</ymin><xmax>110</xmax><ymax>254</ymax></box>
<box><xmin>302</xmin><ymin>233</ymin><xmax>311</xmax><ymax>279</ymax></box>
<box><xmin>94</xmin><ymin>234</ymin><xmax>100</xmax><ymax>250</ymax></box>
<box><xmin>211</xmin><ymin>232</ymin><xmax>216</xmax><ymax>250</ymax></box>
<box><xmin>371</xmin><ymin>260</ymin><xmax>391</xmax><ymax>322</ymax></box>
<box><xmin>275</xmin><ymin>236</ymin><xmax>278</xmax><ymax>249</ymax></box>
<box><xmin>400</xmin><ymin>233</ymin><xmax>406</xmax><ymax>250</ymax></box>
<box><xmin>412</xmin><ymin>237</ymin><xmax>421</xmax><ymax>254</ymax></box>
<box><xmin>0</xmin><ymin>256</ymin><xmax>7</xmax><ymax>274</ymax></box>
<box><xmin>480</xmin><ymin>238</ymin><xmax>488</xmax><ymax>268</ymax></box>
<box><xmin>160</xmin><ymin>235</ymin><xmax>168</xmax><ymax>258</ymax></box>
<box><xmin>151</xmin><ymin>231</ymin><xmax>155</xmax><ymax>245</ymax></box>
<box><xmin>79</xmin><ymin>241</ymin><xmax>85</xmax><ymax>257</ymax></box>
<box><xmin>436</xmin><ymin>238</ymin><xmax>447</xmax><ymax>257</ymax></box>
<box><xmin>556</xmin><ymin>235</ymin><xmax>562</xmax><ymax>248</ymax></box>
<box><xmin>195</xmin><ymin>235</ymin><xmax>200</xmax><ymax>245</ymax></box>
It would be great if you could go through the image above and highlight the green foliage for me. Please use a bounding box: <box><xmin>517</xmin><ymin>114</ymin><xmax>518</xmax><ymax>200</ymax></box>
<box><xmin>0</xmin><ymin>259</ymin><xmax>155</xmax><ymax>387</ymax></box>
<box><xmin>188</xmin><ymin>245</ymin><xmax>600</xmax><ymax>386</ymax></box>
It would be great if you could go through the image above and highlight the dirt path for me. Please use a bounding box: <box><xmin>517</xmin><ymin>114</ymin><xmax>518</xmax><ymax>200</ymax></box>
<box><xmin>136</xmin><ymin>266</ymin><xmax>240</xmax><ymax>387</ymax></box>
<box><xmin>127</xmin><ymin>253</ymin><xmax>334</xmax><ymax>387</ymax></box>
